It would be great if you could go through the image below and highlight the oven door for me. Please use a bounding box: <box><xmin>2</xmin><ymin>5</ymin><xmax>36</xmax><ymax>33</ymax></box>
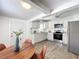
<box><xmin>53</xmin><ymin>33</ymin><xmax>62</xmax><ymax>40</ymax></box>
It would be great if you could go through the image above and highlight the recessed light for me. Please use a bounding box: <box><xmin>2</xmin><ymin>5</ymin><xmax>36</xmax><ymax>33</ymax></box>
<box><xmin>20</xmin><ymin>1</ymin><xmax>31</xmax><ymax>10</ymax></box>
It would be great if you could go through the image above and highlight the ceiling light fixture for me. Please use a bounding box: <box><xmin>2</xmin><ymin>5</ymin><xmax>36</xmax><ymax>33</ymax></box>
<box><xmin>20</xmin><ymin>1</ymin><xmax>31</xmax><ymax>10</ymax></box>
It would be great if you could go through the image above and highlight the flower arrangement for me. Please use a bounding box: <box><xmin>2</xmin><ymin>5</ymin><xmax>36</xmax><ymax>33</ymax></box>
<box><xmin>13</xmin><ymin>29</ymin><xmax>23</xmax><ymax>37</ymax></box>
<box><xmin>13</xmin><ymin>29</ymin><xmax>23</xmax><ymax>52</ymax></box>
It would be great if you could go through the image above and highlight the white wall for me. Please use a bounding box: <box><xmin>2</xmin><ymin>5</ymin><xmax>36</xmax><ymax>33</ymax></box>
<box><xmin>0</xmin><ymin>18</ymin><xmax>10</xmax><ymax>47</ymax></box>
<box><xmin>0</xmin><ymin>16</ymin><xmax>32</xmax><ymax>47</ymax></box>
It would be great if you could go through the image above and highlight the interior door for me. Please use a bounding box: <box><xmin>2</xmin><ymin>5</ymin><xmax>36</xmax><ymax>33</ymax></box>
<box><xmin>68</xmin><ymin>21</ymin><xmax>79</xmax><ymax>54</ymax></box>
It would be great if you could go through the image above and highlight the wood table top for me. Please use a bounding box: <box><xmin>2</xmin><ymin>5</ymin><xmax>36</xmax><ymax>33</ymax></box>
<box><xmin>0</xmin><ymin>43</ymin><xmax>35</xmax><ymax>59</ymax></box>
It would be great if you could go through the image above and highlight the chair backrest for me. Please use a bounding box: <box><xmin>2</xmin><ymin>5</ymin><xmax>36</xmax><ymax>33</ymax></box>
<box><xmin>40</xmin><ymin>46</ymin><xmax>47</xmax><ymax>58</ymax></box>
<box><xmin>31</xmin><ymin>46</ymin><xmax>47</xmax><ymax>59</ymax></box>
<box><xmin>23</xmin><ymin>39</ymin><xmax>32</xmax><ymax>48</ymax></box>
<box><xmin>24</xmin><ymin>39</ymin><xmax>32</xmax><ymax>44</ymax></box>
<box><xmin>0</xmin><ymin>44</ymin><xmax>6</xmax><ymax>51</ymax></box>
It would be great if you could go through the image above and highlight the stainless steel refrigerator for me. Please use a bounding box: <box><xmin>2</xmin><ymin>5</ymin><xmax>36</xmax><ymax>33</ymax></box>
<box><xmin>68</xmin><ymin>21</ymin><xmax>79</xmax><ymax>54</ymax></box>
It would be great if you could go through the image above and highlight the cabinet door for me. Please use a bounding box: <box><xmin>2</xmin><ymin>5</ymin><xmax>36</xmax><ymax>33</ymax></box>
<box><xmin>47</xmin><ymin>33</ymin><xmax>53</xmax><ymax>41</ymax></box>
<box><xmin>68</xmin><ymin>21</ymin><xmax>79</xmax><ymax>54</ymax></box>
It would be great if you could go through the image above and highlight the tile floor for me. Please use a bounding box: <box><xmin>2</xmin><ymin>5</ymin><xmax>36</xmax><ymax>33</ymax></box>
<box><xmin>34</xmin><ymin>40</ymin><xmax>79</xmax><ymax>59</ymax></box>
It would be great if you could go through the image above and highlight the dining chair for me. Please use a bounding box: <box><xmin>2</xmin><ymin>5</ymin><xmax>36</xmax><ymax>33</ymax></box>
<box><xmin>31</xmin><ymin>45</ymin><xmax>47</xmax><ymax>59</ymax></box>
<box><xmin>22</xmin><ymin>39</ymin><xmax>32</xmax><ymax>48</ymax></box>
<box><xmin>0</xmin><ymin>44</ymin><xmax>6</xmax><ymax>51</ymax></box>
<box><xmin>24</xmin><ymin>39</ymin><xmax>32</xmax><ymax>44</ymax></box>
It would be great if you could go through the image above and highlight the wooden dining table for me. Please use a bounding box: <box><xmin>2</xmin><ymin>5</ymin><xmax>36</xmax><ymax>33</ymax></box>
<box><xmin>0</xmin><ymin>43</ymin><xmax>35</xmax><ymax>59</ymax></box>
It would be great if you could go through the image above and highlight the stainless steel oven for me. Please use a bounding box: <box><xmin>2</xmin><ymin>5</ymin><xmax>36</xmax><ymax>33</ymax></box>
<box><xmin>53</xmin><ymin>31</ymin><xmax>62</xmax><ymax>40</ymax></box>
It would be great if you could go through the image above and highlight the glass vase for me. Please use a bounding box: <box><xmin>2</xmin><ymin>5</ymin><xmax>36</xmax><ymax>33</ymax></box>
<box><xmin>15</xmin><ymin>36</ymin><xmax>20</xmax><ymax>52</ymax></box>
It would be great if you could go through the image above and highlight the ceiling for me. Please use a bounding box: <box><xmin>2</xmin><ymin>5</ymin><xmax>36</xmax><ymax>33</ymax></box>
<box><xmin>0</xmin><ymin>0</ymin><xmax>79</xmax><ymax>20</ymax></box>
<box><xmin>0</xmin><ymin>0</ymin><xmax>44</xmax><ymax>20</ymax></box>
<box><xmin>55</xmin><ymin>6</ymin><xmax>79</xmax><ymax>18</ymax></box>
<box><xmin>37</xmin><ymin>0</ymin><xmax>72</xmax><ymax>10</ymax></box>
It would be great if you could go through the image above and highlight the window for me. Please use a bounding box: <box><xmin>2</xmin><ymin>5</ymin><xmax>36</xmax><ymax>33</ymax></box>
<box><xmin>39</xmin><ymin>23</ymin><xmax>45</xmax><ymax>32</ymax></box>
